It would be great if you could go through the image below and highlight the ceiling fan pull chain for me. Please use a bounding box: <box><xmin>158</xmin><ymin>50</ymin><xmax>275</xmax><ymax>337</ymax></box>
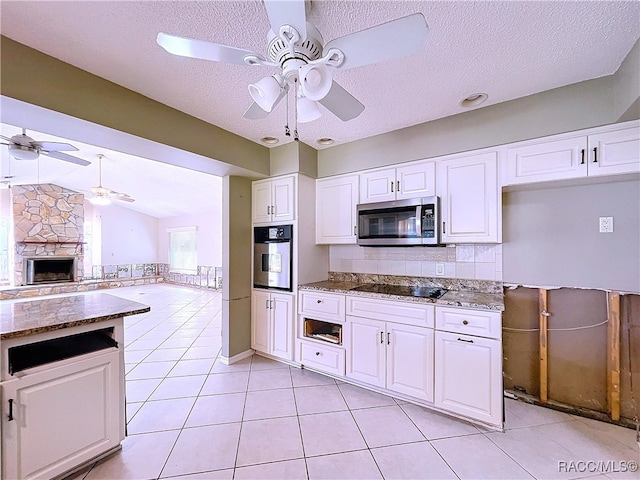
<box><xmin>293</xmin><ymin>79</ymin><xmax>299</xmax><ymax>142</ymax></box>
<box><xmin>284</xmin><ymin>89</ymin><xmax>290</xmax><ymax>137</ymax></box>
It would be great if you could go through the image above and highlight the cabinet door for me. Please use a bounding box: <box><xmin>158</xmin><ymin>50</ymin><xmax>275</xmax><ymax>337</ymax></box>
<box><xmin>396</xmin><ymin>161</ymin><xmax>436</xmax><ymax>200</ymax></box>
<box><xmin>505</xmin><ymin>136</ymin><xmax>588</xmax><ymax>185</ymax></box>
<box><xmin>252</xmin><ymin>181</ymin><xmax>273</xmax><ymax>224</ymax></box>
<box><xmin>272</xmin><ymin>176</ymin><xmax>295</xmax><ymax>222</ymax></box>
<box><xmin>588</xmin><ymin>126</ymin><xmax>640</xmax><ymax>177</ymax></box>
<box><xmin>316</xmin><ymin>175</ymin><xmax>359</xmax><ymax>244</ymax></box>
<box><xmin>2</xmin><ymin>351</ymin><xmax>122</xmax><ymax>480</ymax></box>
<box><xmin>434</xmin><ymin>331</ymin><xmax>502</xmax><ymax>426</ymax></box>
<box><xmin>359</xmin><ymin>168</ymin><xmax>396</xmax><ymax>204</ymax></box>
<box><xmin>438</xmin><ymin>152</ymin><xmax>500</xmax><ymax>243</ymax></box>
<box><xmin>270</xmin><ymin>293</ymin><xmax>294</xmax><ymax>361</ymax></box>
<box><xmin>386</xmin><ymin>323</ymin><xmax>434</xmax><ymax>402</ymax></box>
<box><xmin>251</xmin><ymin>290</ymin><xmax>271</xmax><ymax>353</ymax></box>
<box><xmin>345</xmin><ymin>317</ymin><xmax>386</xmax><ymax>387</ymax></box>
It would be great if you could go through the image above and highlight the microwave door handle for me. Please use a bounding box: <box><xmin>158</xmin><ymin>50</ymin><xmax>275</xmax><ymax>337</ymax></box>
<box><xmin>415</xmin><ymin>205</ymin><xmax>422</xmax><ymax>241</ymax></box>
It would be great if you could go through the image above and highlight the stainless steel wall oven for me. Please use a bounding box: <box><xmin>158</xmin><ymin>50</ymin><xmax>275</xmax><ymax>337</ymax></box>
<box><xmin>253</xmin><ymin>225</ymin><xmax>293</xmax><ymax>291</ymax></box>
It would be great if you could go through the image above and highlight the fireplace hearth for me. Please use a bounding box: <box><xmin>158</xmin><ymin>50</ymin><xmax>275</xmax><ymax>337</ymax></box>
<box><xmin>24</xmin><ymin>257</ymin><xmax>76</xmax><ymax>285</ymax></box>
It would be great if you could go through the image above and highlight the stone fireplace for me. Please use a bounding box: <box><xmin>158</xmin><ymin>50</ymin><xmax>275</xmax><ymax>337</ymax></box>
<box><xmin>12</xmin><ymin>184</ymin><xmax>85</xmax><ymax>286</ymax></box>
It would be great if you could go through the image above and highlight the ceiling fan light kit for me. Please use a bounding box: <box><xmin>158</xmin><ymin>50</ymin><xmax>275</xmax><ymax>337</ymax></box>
<box><xmin>157</xmin><ymin>0</ymin><xmax>429</xmax><ymax>131</ymax></box>
<box><xmin>8</xmin><ymin>144</ymin><xmax>39</xmax><ymax>161</ymax></box>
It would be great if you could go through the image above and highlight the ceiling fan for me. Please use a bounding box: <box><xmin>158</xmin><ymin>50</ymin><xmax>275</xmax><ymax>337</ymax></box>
<box><xmin>90</xmin><ymin>154</ymin><xmax>135</xmax><ymax>205</ymax></box>
<box><xmin>157</xmin><ymin>0</ymin><xmax>428</xmax><ymax>123</ymax></box>
<box><xmin>0</xmin><ymin>128</ymin><xmax>90</xmax><ymax>166</ymax></box>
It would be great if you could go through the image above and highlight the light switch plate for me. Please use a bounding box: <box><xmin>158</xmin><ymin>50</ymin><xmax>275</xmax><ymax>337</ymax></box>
<box><xmin>599</xmin><ymin>216</ymin><xmax>614</xmax><ymax>233</ymax></box>
<box><xmin>436</xmin><ymin>263</ymin><xmax>445</xmax><ymax>276</ymax></box>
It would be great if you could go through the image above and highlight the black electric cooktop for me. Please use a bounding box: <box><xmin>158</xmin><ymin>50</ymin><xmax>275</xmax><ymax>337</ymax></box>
<box><xmin>351</xmin><ymin>284</ymin><xmax>448</xmax><ymax>299</ymax></box>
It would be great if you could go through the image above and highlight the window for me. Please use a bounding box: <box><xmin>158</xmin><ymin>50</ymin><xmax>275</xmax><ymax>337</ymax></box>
<box><xmin>168</xmin><ymin>227</ymin><xmax>197</xmax><ymax>274</ymax></box>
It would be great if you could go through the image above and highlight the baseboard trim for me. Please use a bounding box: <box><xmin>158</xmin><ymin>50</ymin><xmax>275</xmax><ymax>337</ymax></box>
<box><xmin>219</xmin><ymin>349</ymin><xmax>254</xmax><ymax>365</ymax></box>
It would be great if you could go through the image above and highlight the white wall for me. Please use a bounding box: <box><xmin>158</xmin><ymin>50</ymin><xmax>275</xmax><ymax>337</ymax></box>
<box><xmin>97</xmin><ymin>202</ymin><xmax>159</xmax><ymax>264</ymax></box>
<box><xmin>503</xmin><ymin>179</ymin><xmax>640</xmax><ymax>293</ymax></box>
<box><xmin>157</xmin><ymin>209</ymin><xmax>223</xmax><ymax>267</ymax></box>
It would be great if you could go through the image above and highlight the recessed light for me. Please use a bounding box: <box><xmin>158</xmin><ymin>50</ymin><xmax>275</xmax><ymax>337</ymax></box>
<box><xmin>460</xmin><ymin>93</ymin><xmax>488</xmax><ymax>108</ymax></box>
<box><xmin>316</xmin><ymin>138</ymin><xmax>335</xmax><ymax>146</ymax></box>
<box><xmin>261</xmin><ymin>136</ymin><xmax>279</xmax><ymax>145</ymax></box>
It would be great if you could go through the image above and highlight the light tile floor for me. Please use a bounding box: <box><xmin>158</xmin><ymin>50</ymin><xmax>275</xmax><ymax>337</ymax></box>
<box><xmin>71</xmin><ymin>284</ymin><xmax>638</xmax><ymax>480</ymax></box>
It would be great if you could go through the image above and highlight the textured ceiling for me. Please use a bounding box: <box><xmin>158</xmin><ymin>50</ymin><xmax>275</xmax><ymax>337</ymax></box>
<box><xmin>0</xmin><ymin>1</ymin><xmax>638</xmax><ymax>217</ymax></box>
<box><xmin>2</xmin><ymin>1</ymin><xmax>638</xmax><ymax>148</ymax></box>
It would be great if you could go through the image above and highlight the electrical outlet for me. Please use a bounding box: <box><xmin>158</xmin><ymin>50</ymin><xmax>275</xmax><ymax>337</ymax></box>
<box><xmin>436</xmin><ymin>263</ymin><xmax>445</xmax><ymax>276</ymax></box>
<box><xmin>599</xmin><ymin>216</ymin><xmax>614</xmax><ymax>233</ymax></box>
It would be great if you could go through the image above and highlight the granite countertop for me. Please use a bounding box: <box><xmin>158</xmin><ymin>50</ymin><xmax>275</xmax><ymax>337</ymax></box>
<box><xmin>1</xmin><ymin>293</ymin><xmax>151</xmax><ymax>340</ymax></box>
<box><xmin>299</xmin><ymin>280</ymin><xmax>504</xmax><ymax>311</ymax></box>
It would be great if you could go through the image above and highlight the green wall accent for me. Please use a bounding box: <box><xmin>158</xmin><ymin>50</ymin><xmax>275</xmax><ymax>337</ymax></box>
<box><xmin>0</xmin><ymin>36</ymin><xmax>269</xmax><ymax>176</ymax></box>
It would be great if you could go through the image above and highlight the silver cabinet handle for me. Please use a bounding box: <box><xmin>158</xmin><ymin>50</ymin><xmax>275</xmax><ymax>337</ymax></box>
<box><xmin>270</xmin><ymin>300</ymin><xmax>274</xmax><ymax>309</ymax></box>
<box><xmin>593</xmin><ymin>147</ymin><xmax>598</xmax><ymax>163</ymax></box>
<box><xmin>387</xmin><ymin>332</ymin><xmax>391</xmax><ymax>345</ymax></box>
<box><xmin>380</xmin><ymin>331</ymin><xmax>384</xmax><ymax>344</ymax></box>
<box><xmin>8</xmin><ymin>399</ymin><xmax>14</xmax><ymax>421</ymax></box>
<box><xmin>442</xmin><ymin>221</ymin><xmax>446</xmax><ymax>234</ymax></box>
<box><xmin>317</xmin><ymin>299</ymin><xmax>322</xmax><ymax>304</ymax></box>
<box><xmin>265</xmin><ymin>299</ymin><xmax>270</xmax><ymax>310</ymax></box>
<box><xmin>580</xmin><ymin>149</ymin><xmax>585</xmax><ymax>165</ymax></box>
<box><xmin>390</xmin><ymin>181</ymin><xmax>394</xmax><ymax>192</ymax></box>
<box><xmin>354</xmin><ymin>226</ymin><xmax>357</xmax><ymax>236</ymax></box>
<box><xmin>271</xmin><ymin>205</ymin><xmax>275</xmax><ymax>214</ymax></box>
<box><xmin>457</xmin><ymin>338</ymin><xmax>474</xmax><ymax>343</ymax></box>
<box><xmin>396</xmin><ymin>180</ymin><xmax>400</xmax><ymax>192</ymax></box>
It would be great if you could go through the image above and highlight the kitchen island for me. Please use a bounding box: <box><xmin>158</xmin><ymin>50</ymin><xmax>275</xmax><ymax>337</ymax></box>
<box><xmin>1</xmin><ymin>293</ymin><xmax>150</xmax><ymax>480</ymax></box>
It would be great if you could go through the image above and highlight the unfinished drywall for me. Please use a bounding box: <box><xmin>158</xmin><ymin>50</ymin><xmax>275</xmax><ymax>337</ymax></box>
<box><xmin>502</xmin><ymin>287</ymin><xmax>540</xmax><ymax>397</ymax></box>
<box><xmin>503</xmin><ymin>178</ymin><xmax>640</xmax><ymax>293</ymax></box>
<box><xmin>620</xmin><ymin>294</ymin><xmax>640</xmax><ymax>421</ymax></box>
<box><xmin>503</xmin><ymin>286</ymin><xmax>639</xmax><ymax>424</ymax></box>
<box><xmin>547</xmin><ymin>289</ymin><xmax>608</xmax><ymax>412</ymax></box>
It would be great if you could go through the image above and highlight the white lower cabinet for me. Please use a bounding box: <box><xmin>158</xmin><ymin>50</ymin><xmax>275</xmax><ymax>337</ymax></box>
<box><xmin>251</xmin><ymin>290</ymin><xmax>294</xmax><ymax>361</ymax></box>
<box><xmin>346</xmin><ymin>316</ymin><xmax>434</xmax><ymax>402</ymax></box>
<box><xmin>1</xmin><ymin>350</ymin><xmax>122</xmax><ymax>480</ymax></box>
<box><xmin>434</xmin><ymin>306</ymin><xmax>503</xmax><ymax>427</ymax></box>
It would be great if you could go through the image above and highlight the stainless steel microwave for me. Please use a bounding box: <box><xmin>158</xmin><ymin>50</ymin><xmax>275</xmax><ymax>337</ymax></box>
<box><xmin>357</xmin><ymin>196</ymin><xmax>440</xmax><ymax>246</ymax></box>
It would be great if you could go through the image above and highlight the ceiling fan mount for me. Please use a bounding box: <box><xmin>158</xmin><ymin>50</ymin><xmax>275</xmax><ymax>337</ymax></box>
<box><xmin>156</xmin><ymin>0</ymin><xmax>428</xmax><ymax>124</ymax></box>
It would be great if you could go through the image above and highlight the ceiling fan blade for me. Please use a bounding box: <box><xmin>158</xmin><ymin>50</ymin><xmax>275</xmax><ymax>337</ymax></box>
<box><xmin>0</xmin><ymin>134</ymin><xmax>15</xmax><ymax>143</ymax></box>
<box><xmin>32</xmin><ymin>141</ymin><xmax>78</xmax><ymax>152</ymax></box>
<box><xmin>157</xmin><ymin>32</ymin><xmax>265</xmax><ymax>66</ymax></box>
<box><xmin>243</xmin><ymin>102</ymin><xmax>270</xmax><ymax>120</ymax></box>
<box><xmin>42</xmin><ymin>150</ymin><xmax>90</xmax><ymax>166</ymax></box>
<box><xmin>263</xmin><ymin>0</ymin><xmax>307</xmax><ymax>41</ymax></box>
<box><xmin>325</xmin><ymin>13</ymin><xmax>428</xmax><ymax>70</ymax></box>
<box><xmin>112</xmin><ymin>192</ymin><xmax>135</xmax><ymax>203</ymax></box>
<box><xmin>318</xmin><ymin>81</ymin><xmax>365</xmax><ymax>121</ymax></box>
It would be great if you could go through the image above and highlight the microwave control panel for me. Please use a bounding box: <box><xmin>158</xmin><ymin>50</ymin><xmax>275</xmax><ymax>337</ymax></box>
<box><xmin>422</xmin><ymin>205</ymin><xmax>436</xmax><ymax>238</ymax></box>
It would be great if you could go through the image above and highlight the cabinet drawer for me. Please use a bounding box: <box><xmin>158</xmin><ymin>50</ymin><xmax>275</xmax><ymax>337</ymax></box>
<box><xmin>300</xmin><ymin>341</ymin><xmax>345</xmax><ymax>376</ymax></box>
<box><xmin>346</xmin><ymin>296</ymin><xmax>434</xmax><ymax>328</ymax></box>
<box><xmin>435</xmin><ymin>306</ymin><xmax>501</xmax><ymax>340</ymax></box>
<box><xmin>299</xmin><ymin>291</ymin><xmax>346</xmax><ymax>323</ymax></box>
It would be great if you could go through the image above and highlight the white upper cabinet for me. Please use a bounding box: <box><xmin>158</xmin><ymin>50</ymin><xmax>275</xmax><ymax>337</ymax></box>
<box><xmin>505</xmin><ymin>135</ymin><xmax>588</xmax><ymax>184</ymax></box>
<box><xmin>588</xmin><ymin>125</ymin><xmax>640</xmax><ymax>176</ymax></box>
<box><xmin>252</xmin><ymin>176</ymin><xmax>295</xmax><ymax>224</ymax></box>
<box><xmin>437</xmin><ymin>151</ymin><xmax>500</xmax><ymax>243</ymax></box>
<box><xmin>316</xmin><ymin>175</ymin><xmax>359</xmax><ymax>244</ymax></box>
<box><xmin>359</xmin><ymin>161</ymin><xmax>436</xmax><ymax>204</ymax></box>
<box><xmin>504</xmin><ymin>121</ymin><xmax>640</xmax><ymax>185</ymax></box>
